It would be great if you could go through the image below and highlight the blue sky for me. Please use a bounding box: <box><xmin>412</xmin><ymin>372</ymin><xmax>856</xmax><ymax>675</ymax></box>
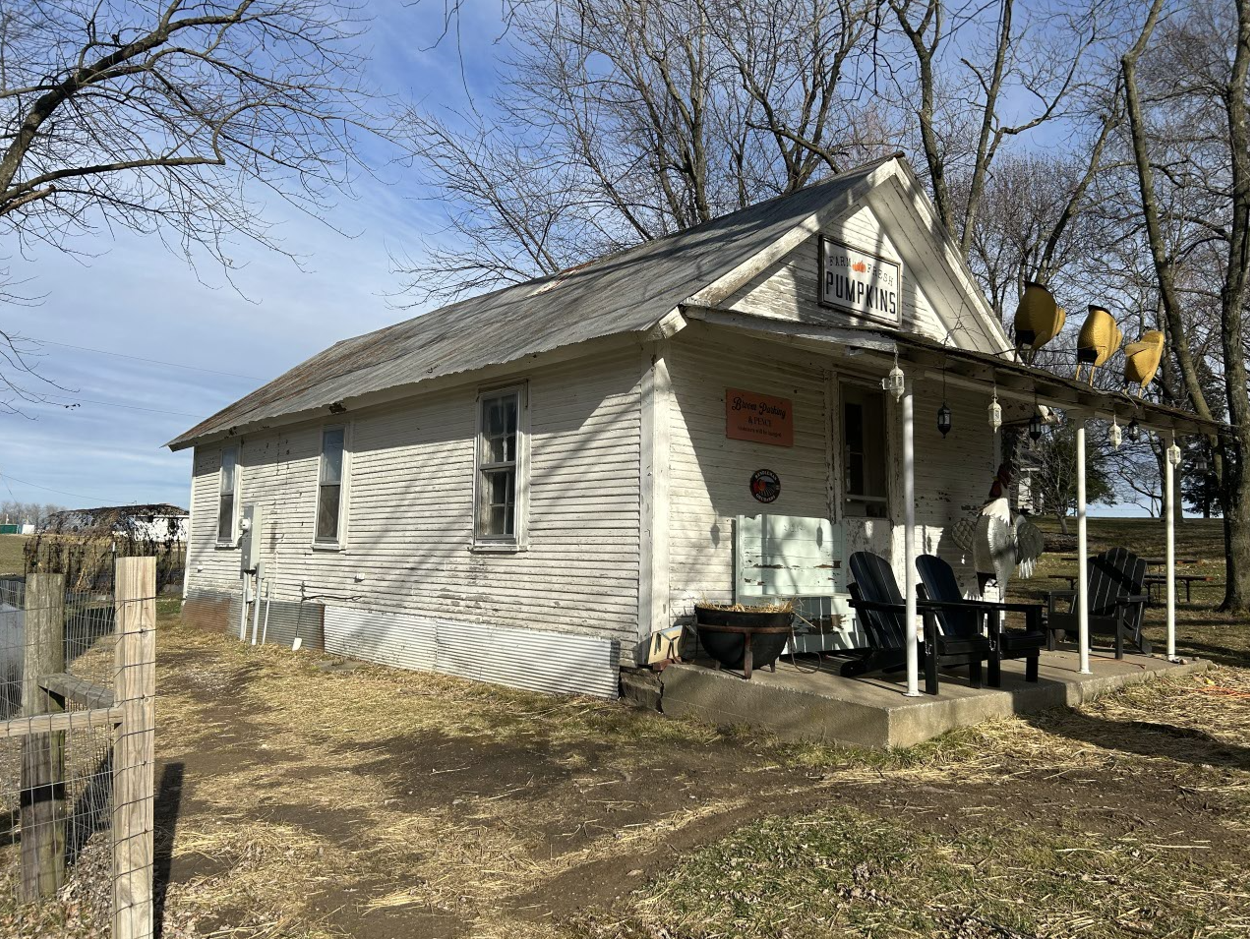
<box><xmin>0</xmin><ymin>1</ymin><xmax>504</xmax><ymax>513</ymax></box>
<box><xmin>0</xmin><ymin>0</ymin><xmax>1157</xmax><ymax>518</ymax></box>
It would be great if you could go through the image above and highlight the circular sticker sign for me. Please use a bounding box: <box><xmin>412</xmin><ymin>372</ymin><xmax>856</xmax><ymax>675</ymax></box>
<box><xmin>749</xmin><ymin>469</ymin><xmax>781</xmax><ymax>503</ymax></box>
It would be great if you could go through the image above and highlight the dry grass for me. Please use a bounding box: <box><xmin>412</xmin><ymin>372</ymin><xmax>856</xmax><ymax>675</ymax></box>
<box><xmin>0</xmin><ymin>536</ymin><xmax>28</xmax><ymax>578</ymax></box>
<box><xmin>2</xmin><ymin>520</ymin><xmax>1248</xmax><ymax>938</ymax></box>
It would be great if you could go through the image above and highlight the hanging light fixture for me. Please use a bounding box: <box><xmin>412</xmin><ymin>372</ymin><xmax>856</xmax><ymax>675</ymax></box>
<box><xmin>1168</xmin><ymin>436</ymin><xmax>1182</xmax><ymax>467</ymax></box>
<box><xmin>1127</xmin><ymin>418</ymin><xmax>1141</xmax><ymax>442</ymax></box>
<box><xmin>936</xmin><ymin>365</ymin><xmax>951</xmax><ymax>436</ymax></box>
<box><xmin>1028</xmin><ymin>413</ymin><xmax>1043</xmax><ymax>443</ymax></box>
<box><xmin>1109</xmin><ymin>416</ymin><xmax>1123</xmax><ymax>450</ymax></box>
<box><xmin>987</xmin><ymin>390</ymin><xmax>1002</xmax><ymax>432</ymax></box>
<box><xmin>882</xmin><ymin>355</ymin><xmax>905</xmax><ymax>401</ymax></box>
<box><xmin>1195</xmin><ymin>449</ymin><xmax>1209</xmax><ymax>475</ymax></box>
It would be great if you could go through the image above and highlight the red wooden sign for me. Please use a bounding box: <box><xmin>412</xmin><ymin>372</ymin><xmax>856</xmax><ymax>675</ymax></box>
<box><xmin>725</xmin><ymin>388</ymin><xmax>794</xmax><ymax>447</ymax></box>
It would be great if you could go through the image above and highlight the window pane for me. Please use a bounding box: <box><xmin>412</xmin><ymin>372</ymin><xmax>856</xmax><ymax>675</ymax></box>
<box><xmin>218</xmin><ymin>494</ymin><xmax>234</xmax><ymax>541</ymax></box>
<box><xmin>489</xmin><ymin>469</ymin><xmax>514</xmax><ymax>505</ymax></box>
<box><xmin>477</xmin><ymin>391</ymin><xmax>522</xmax><ymax>541</ymax></box>
<box><xmin>481</xmin><ymin>469</ymin><xmax>515</xmax><ymax>536</ymax></box>
<box><xmin>220</xmin><ymin>447</ymin><xmax>237</xmax><ymax>494</ymax></box>
<box><xmin>321</xmin><ymin>429</ymin><xmax>345</xmax><ymax>484</ymax></box>
<box><xmin>482</xmin><ymin>395</ymin><xmax>518</xmax><ymax>464</ymax></box>
<box><xmin>317</xmin><ymin>484</ymin><xmax>340</xmax><ymax>541</ymax></box>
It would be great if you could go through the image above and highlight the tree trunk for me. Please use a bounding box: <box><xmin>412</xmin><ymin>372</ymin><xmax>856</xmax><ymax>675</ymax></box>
<box><xmin>1057</xmin><ymin>511</ymin><xmax>1068</xmax><ymax>535</ymax></box>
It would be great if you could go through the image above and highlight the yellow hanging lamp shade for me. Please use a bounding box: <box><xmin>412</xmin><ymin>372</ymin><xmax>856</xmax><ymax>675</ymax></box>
<box><xmin>1124</xmin><ymin>330</ymin><xmax>1165</xmax><ymax>397</ymax></box>
<box><xmin>1013</xmin><ymin>281</ymin><xmax>1066</xmax><ymax>363</ymax></box>
<box><xmin>1076</xmin><ymin>305</ymin><xmax>1123</xmax><ymax>382</ymax></box>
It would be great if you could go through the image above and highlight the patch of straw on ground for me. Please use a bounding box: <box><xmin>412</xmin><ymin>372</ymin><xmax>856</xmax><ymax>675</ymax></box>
<box><xmin>581</xmin><ymin>805</ymin><xmax>1250</xmax><ymax>939</ymax></box>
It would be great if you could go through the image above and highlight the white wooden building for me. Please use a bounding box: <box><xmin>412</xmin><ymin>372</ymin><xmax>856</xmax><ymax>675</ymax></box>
<box><xmin>170</xmin><ymin>154</ymin><xmax>1218</xmax><ymax>698</ymax></box>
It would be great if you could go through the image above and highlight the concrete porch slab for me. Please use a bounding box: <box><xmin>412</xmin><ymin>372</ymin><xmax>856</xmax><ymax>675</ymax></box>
<box><xmin>657</xmin><ymin>649</ymin><xmax>1210</xmax><ymax>749</ymax></box>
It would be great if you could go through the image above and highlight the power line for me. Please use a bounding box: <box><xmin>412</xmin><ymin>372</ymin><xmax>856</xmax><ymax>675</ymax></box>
<box><xmin>0</xmin><ymin>469</ymin><xmax>117</xmax><ymax>504</ymax></box>
<box><xmin>40</xmin><ymin>395</ymin><xmax>202</xmax><ymax>418</ymax></box>
<box><xmin>27</xmin><ymin>337</ymin><xmax>263</xmax><ymax>382</ymax></box>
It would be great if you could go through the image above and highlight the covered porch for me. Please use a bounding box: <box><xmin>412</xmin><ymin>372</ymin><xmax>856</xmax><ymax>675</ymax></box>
<box><xmin>666</xmin><ymin>309</ymin><xmax>1227</xmax><ymax>741</ymax></box>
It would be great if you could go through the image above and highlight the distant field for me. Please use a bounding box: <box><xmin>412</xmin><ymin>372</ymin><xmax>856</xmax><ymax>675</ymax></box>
<box><xmin>0</xmin><ymin>535</ymin><xmax>27</xmax><ymax>577</ymax></box>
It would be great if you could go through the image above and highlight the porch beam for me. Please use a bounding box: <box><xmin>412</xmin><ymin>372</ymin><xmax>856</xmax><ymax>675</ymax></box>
<box><xmin>919</xmin><ymin>368</ymin><xmax>1195</xmax><ymax>434</ymax></box>
<box><xmin>902</xmin><ymin>378</ymin><xmax>920</xmax><ymax>697</ymax></box>
<box><xmin>1075</xmin><ymin>414</ymin><xmax>1092</xmax><ymax>674</ymax></box>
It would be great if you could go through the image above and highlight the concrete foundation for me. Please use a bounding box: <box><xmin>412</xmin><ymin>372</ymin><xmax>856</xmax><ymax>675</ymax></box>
<box><xmin>658</xmin><ymin>649</ymin><xmax>1210</xmax><ymax>749</ymax></box>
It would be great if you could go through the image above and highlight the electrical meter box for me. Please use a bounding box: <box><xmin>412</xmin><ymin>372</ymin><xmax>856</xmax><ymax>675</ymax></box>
<box><xmin>240</xmin><ymin>504</ymin><xmax>263</xmax><ymax>575</ymax></box>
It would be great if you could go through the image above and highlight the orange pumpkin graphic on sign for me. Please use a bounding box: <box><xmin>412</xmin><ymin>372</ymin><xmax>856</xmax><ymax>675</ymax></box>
<box><xmin>851</xmin><ymin>260</ymin><xmax>868</xmax><ymax>273</ymax></box>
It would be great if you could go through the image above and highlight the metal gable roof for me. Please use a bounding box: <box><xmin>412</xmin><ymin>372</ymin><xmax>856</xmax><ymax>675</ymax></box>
<box><xmin>167</xmin><ymin>156</ymin><xmax>898</xmax><ymax>451</ymax></box>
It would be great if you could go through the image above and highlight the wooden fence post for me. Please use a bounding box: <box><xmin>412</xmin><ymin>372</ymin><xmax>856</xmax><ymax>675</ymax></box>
<box><xmin>20</xmin><ymin>572</ymin><xmax>66</xmax><ymax>901</ymax></box>
<box><xmin>113</xmin><ymin>558</ymin><xmax>155</xmax><ymax>939</ymax></box>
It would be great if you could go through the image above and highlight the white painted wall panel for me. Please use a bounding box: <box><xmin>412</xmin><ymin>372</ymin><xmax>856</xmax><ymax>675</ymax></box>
<box><xmin>186</xmin><ymin>349</ymin><xmax>644</xmax><ymax>664</ymax></box>
<box><xmin>666</xmin><ymin>332</ymin><xmax>832</xmax><ymax>620</ymax></box>
<box><xmin>725</xmin><ymin>204</ymin><xmax>949</xmax><ymax>342</ymax></box>
<box><xmin>664</xmin><ymin>330</ymin><xmax>998</xmax><ymax>629</ymax></box>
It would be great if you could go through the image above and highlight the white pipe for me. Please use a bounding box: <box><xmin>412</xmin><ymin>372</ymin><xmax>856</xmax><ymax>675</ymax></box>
<box><xmin>250</xmin><ymin>573</ymin><xmax>262</xmax><ymax>645</ymax></box>
<box><xmin>902</xmin><ymin>379</ymin><xmax>920</xmax><ymax>696</ymax></box>
<box><xmin>1166</xmin><ymin>439</ymin><xmax>1177</xmax><ymax>661</ymax></box>
<box><xmin>238</xmin><ymin>572</ymin><xmax>249</xmax><ymax>641</ymax></box>
<box><xmin>1076</xmin><ymin>416</ymin><xmax>1091</xmax><ymax>674</ymax></box>
<box><xmin>261</xmin><ymin>580</ymin><xmax>272</xmax><ymax>646</ymax></box>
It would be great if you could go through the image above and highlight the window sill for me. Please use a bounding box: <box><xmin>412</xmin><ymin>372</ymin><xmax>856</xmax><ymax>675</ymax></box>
<box><xmin>214</xmin><ymin>541</ymin><xmax>238</xmax><ymax>550</ymax></box>
<box><xmin>311</xmin><ymin>541</ymin><xmax>345</xmax><ymax>552</ymax></box>
<box><xmin>469</xmin><ymin>541</ymin><xmax>526</xmax><ymax>555</ymax></box>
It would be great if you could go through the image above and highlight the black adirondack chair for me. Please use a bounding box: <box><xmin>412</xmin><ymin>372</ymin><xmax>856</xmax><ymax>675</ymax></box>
<box><xmin>1046</xmin><ymin>547</ymin><xmax>1151</xmax><ymax>658</ymax></box>
<box><xmin>916</xmin><ymin>554</ymin><xmax>1045</xmax><ymax>683</ymax></box>
<box><xmin>846</xmin><ymin>551</ymin><xmax>994</xmax><ymax>695</ymax></box>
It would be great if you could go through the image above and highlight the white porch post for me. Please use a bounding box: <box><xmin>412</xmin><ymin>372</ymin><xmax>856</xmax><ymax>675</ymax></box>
<box><xmin>902</xmin><ymin>379</ymin><xmax>920</xmax><ymax>696</ymax></box>
<box><xmin>1166</xmin><ymin>435</ymin><xmax>1178</xmax><ymax>661</ymax></box>
<box><xmin>1076</xmin><ymin>415</ymin><xmax>1092</xmax><ymax>674</ymax></box>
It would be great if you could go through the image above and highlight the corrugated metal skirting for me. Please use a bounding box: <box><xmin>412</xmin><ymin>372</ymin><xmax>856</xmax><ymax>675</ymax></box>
<box><xmin>184</xmin><ymin>587</ymin><xmax>325</xmax><ymax>652</ymax></box>
<box><xmin>324</xmin><ymin>606</ymin><xmax>620</xmax><ymax>699</ymax></box>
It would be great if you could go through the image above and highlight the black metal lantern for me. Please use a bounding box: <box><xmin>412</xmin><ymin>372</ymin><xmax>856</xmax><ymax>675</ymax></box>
<box><xmin>1028</xmin><ymin>414</ymin><xmax>1043</xmax><ymax>442</ymax></box>
<box><xmin>1127</xmin><ymin>419</ymin><xmax>1141</xmax><ymax>443</ymax></box>
<box><xmin>937</xmin><ymin>402</ymin><xmax>952</xmax><ymax>437</ymax></box>
<box><xmin>1195</xmin><ymin>450</ymin><xmax>1209</xmax><ymax>475</ymax></box>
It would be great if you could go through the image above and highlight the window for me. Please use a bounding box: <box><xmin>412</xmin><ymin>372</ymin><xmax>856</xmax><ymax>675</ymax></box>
<box><xmin>475</xmin><ymin>387</ymin><xmax>525</xmax><ymax>545</ymax></box>
<box><xmin>217</xmin><ymin>445</ymin><xmax>239</xmax><ymax>543</ymax></box>
<box><xmin>316</xmin><ymin>427</ymin><xmax>346</xmax><ymax>545</ymax></box>
<box><xmin>842</xmin><ymin>383</ymin><xmax>888</xmax><ymax>519</ymax></box>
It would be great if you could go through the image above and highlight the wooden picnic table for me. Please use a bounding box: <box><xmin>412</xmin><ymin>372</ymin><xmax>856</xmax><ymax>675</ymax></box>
<box><xmin>1048</xmin><ymin>572</ymin><xmax>1210</xmax><ymax>603</ymax></box>
<box><xmin>1059</xmin><ymin>555</ymin><xmax>1200</xmax><ymax>566</ymax></box>
<box><xmin>1143</xmin><ymin>572</ymin><xmax>1208</xmax><ymax>603</ymax></box>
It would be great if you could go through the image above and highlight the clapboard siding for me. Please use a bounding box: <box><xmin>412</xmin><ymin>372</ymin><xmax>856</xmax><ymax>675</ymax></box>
<box><xmin>663</xmin><ymin>331</ymin><xmax>998</xmax><ymax>620</ymax></box>
<box><xmin>185</xmin><ymin>349</ymin><xmax>643</xmax><ymax>652</ymax></box>
<box><xmin>666</xmin><ymin>332</ymin><xmax>832</xmax><ymax>618</ymax></box>
<box><xmin>724</xmin><ymin>204</ymin><xmax>949</xmax><ymax>342</ymax></box>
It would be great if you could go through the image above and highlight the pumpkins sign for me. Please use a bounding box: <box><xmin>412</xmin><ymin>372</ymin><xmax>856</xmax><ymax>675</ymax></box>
<box><xmin>819</xmin><ymin>236</ymin><xmax>902</xmax><ymax>326</ymax></box>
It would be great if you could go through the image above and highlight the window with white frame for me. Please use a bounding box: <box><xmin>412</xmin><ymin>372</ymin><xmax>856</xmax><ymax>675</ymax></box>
<box><xmin>475</xmin><ymin>387</ymin><xmax>525</xmax><ymax>544</ymax></box>
<box><xmin>315</xmin><ymin>427</ymin><xmax>346</xmax><ymax>545</ymax></box>
<box><xmin>217</xmin><ymin>445</ymin><xmax>239</xmax><ymax>543</ymax></box>
<box><xmin>842</xmin><ymin>383</ymin><xmax>889</xmax><ymax>519</ymax></box>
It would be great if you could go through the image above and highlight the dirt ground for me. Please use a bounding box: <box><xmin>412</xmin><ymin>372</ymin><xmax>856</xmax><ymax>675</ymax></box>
<box><xmin>2</xmin><ymin>517</ymin><xmax>1247</xmax><ymax>938</ymax></box>
<box><xmin>144</xmin><ymin>595</ymin><xmax>1250</xmax><ymax>939</ymax></box>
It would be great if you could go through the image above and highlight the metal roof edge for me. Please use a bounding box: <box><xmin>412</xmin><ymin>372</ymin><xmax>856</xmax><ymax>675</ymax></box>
<box><xmin>165</xmin><ymin>326</ymin><xmax>660</xmax><ymax>452</ymax></box>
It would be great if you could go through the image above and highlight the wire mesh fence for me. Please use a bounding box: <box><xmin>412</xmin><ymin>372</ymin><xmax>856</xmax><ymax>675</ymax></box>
<box><xmin>0</xmin><ymin>562</ymin><xmax>155</xmax><ymax>939</ymax></box>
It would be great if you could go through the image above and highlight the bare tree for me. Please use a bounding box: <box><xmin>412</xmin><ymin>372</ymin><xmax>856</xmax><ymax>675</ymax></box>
<box><xmin>0</xmin><ymin>1</ymin><xmax>379</xmax><ymax>271</ymax></box>
<box><xmin>397</xmin><ymin>0</ymin><xmax>888</xmax><ymax>302</ymax></box>
<box><xmin>881</xmin><ymin>0</ymin><xmax>1114</xmax><ymax>255</ymax></box>
<box><xmin>1120</xmin><ymin>0</ymin><xmax>1250</xmax><ymax>610</ymax></box>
